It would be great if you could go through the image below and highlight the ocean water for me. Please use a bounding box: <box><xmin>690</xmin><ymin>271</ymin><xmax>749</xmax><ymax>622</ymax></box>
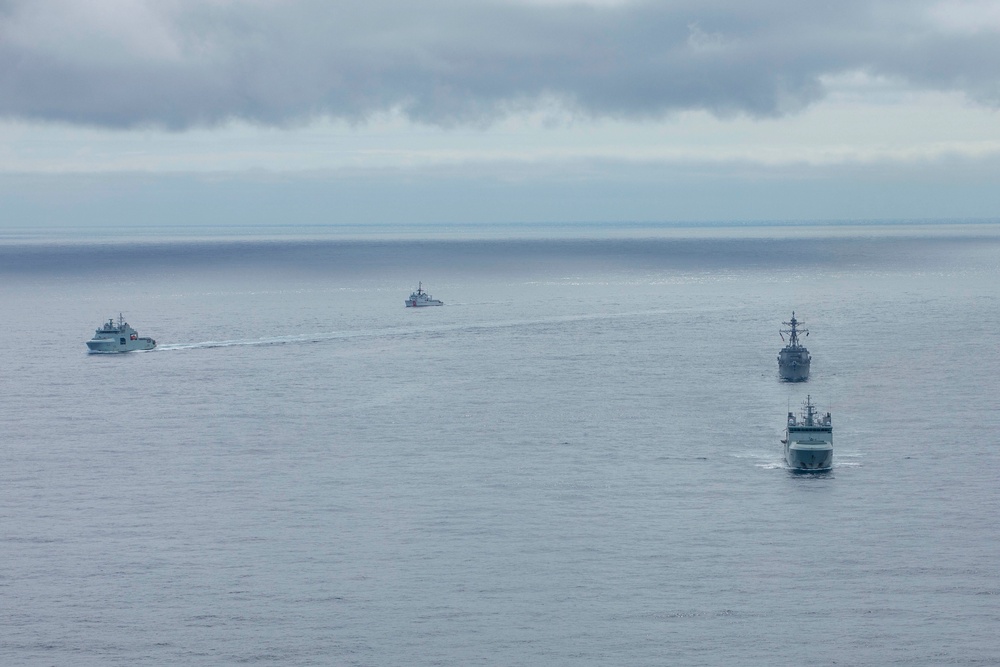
<box><xmin>1</xmin><ymin>223</ymin><xmax>999</xmax><ymax>666</ymax></box>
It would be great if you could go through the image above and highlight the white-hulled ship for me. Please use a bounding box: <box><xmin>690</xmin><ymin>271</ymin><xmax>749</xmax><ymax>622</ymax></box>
<box><xmin>782</xmin><ymin>395</ymin><xmax>833</xmax><ymax>471</ymax></box>
<box><xmin>777</xmin><ymin>312</ymin><xmax>811</xmax><ymax>381</ymax></box>
<box><xmin>405</xmin><ymin>282</ymin><xmax>443</xmax><ymax>307</ymax></box>
<box><xmin>86</xmin><ymin>314</ymin><xmax>157</xmax><ymax>353</ymax></box>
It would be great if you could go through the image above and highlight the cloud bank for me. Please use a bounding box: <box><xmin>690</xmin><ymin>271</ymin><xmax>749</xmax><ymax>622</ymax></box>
<box><xmin>5</xmin><ymin>152</ymin><xmax>1000</xmax><ymax>229</ymax></box>
<box><xmin>1</xmin><ymin>0</ymin><xmax>999</xmax><ymax>129</ymax></box>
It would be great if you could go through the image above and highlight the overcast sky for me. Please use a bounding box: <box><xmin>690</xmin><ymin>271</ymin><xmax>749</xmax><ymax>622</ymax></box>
<box><xmin>2</xmin><ymin>0</ymin><xmax>1000</xmax><ymax>230</ymax></box>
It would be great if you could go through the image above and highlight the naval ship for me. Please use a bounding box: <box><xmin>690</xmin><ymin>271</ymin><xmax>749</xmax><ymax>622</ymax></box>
<box><xmin>86</xmin><ymin>314</ymin><xmax>157</xmax><ymax>353</ymax></box>
<box><xmin>777</xmin><ymin>312</ymin><xmax>810</xmax><ymax>381</ymax></box>
<box><xmin>782</xmin><ymin>395</ymin><xmax>833</xmax><ymax>471</ymax></box>
<box><xmin>405</xmin><ymin>282</ymin><xmax>443</xmax><ymax>307</ymax></box>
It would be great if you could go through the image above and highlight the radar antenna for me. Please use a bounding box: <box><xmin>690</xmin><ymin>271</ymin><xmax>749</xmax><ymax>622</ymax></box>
<box><xmin>780</xmin><ymin>312</ymin><xmax>808</xmax><ymax>347</ymax></box>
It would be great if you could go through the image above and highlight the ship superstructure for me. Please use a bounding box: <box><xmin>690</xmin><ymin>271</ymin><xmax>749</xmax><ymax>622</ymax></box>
<box><xmin>777</xmin><ymin>312</ymin><xmax>811</xmax><ymax>381</ymax></box>
<box><xmin>782</xmin><ymin>395</ymin><xmax>833</xmax><ymax>471</ymax></box>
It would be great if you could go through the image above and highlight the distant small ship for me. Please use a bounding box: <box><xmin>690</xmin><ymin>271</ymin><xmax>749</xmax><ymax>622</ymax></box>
<box><xmin>86</xmin><ymin>314</ymin><xmax>156</xmax><ymax>353</ymax></box>
<box><xmin>782</xmin><ymin>395</ymin><xmax>833</xmax><ymax>471</ymax></box>
<box><xmin>777</xmin><ymin>312</ymin><xmax>811</xmax><ymax>381</ymax></box>
<box><xmin>405</xmin><ymin>282</ymin><xmax>443</xmax><ymax>307</ymax></box>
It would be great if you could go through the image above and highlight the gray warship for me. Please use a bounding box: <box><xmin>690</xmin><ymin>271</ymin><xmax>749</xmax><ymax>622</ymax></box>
<box><xmin>86</xmin><ymin>314</ymin><xmax>156</xmax><ymax>353</ymax></box>
<box><xmin>782</xmin><ymin>395</ymin><xmax>833</xmax><ymax>471</ymax></box>
<box><xmin>777</xmin><ymin>312</ymin><xmax>810</xmax><ymax>381</ymax></box>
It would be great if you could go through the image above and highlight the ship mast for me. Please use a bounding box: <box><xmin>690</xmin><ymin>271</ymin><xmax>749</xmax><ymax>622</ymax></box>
<box><xmin>803</xmin><ymin>395</ymin><xmax>816</xmax><ymax>426</ymax></box>
<box><xmin>780</xmin><ymin>312</ymin><xmax>808</xmax><ymax>347</ymax></box>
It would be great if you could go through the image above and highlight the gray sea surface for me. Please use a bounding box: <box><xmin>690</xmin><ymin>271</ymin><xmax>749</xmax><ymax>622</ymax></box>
<box><xmin>2</xmin><ymin>224</ymin><xmax>999</xmax><ymax>665</ymax></box>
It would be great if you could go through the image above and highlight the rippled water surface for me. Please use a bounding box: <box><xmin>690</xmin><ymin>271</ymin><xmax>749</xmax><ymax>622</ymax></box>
<box><xmin>2</xmin><ymin>226</ymin><xmax>999</xmax><ymax>665</ymax></box>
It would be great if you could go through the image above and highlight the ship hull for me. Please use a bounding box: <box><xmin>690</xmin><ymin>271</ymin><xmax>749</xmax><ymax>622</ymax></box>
<box><xmin>784</xmin><ymin>444</ymin><xmax>833</xmax><ymax>471</ymax></box>
<box><xmin>86</xmin><ymin>338</ymin><xmax>156</xmax><ymax>353</ymax></box>
<box><xmin>778</xmin><ymin>362</ymin><xmax>810</xmax><ymax>381</ymax></box>
<box><xmin>405</xmin><ymin>300</ymin><xmax>443</xmax><ymax>307</ymax></box>
<box><xmin>778</xmin><ymin>350</ymin><xmax>811</xmax><ymax>381</ymax></box>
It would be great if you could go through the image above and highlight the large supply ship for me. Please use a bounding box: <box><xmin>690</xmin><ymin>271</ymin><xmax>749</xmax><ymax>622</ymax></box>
<box><xmin>782</xmin><ymin>395</ymin><xmax>833</xmax><ymax>471</ymax></box>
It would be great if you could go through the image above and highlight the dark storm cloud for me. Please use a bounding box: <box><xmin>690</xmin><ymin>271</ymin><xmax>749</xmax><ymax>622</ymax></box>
<box><xmin>0</xmin><ymin>0</ymin><xmax>997</xmax><ymax>129</ymax></box>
